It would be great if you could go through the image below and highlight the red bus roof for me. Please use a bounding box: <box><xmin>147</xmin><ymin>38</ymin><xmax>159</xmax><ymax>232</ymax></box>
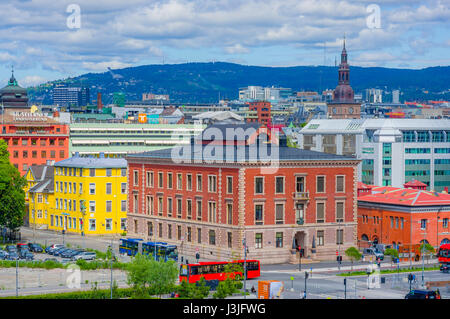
<box><xmin>439</xmin><ymin>244</ymin><xmax>450</xmax><ymax>250</ymax></box>
<box><xmin>186</xmin><ymin>260</ymin><xmax>260</xmax><ymax>266</ymax></box>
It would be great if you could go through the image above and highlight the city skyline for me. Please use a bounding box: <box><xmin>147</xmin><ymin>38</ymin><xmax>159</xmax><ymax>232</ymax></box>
<box><xmin>0</xmin><ymin>0</ymin><xmax>448</xmax><ymax>87</ymax></box>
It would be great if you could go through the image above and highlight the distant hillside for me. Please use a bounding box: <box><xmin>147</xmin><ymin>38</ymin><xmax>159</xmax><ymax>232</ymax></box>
<box><xmin>27</xmin><ymin>62</ymin><xmax>450</xmax><ymax>104</ymax></box>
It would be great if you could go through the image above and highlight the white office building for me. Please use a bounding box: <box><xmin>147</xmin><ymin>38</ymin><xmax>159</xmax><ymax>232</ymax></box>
<box><xmin>296</xmin><ymin>119</ymin><xmax>450</xmax><ymax>191</ymax></box>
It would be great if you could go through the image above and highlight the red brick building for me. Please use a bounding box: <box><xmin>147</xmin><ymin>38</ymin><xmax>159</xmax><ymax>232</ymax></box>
<box><xmin>126</xmin><ymin>123</ymin><xmax>360</xmax><ymax>264</ymax></box>
<box><xmin>358</xmin><ymin>186</ymin><xmax>450</xmax><ymax>250</ymax></box>
<box><xmin>247</xmin><ymin>101</ymin><xmax>271</xmax><ymax>125</ymax></box>
<box><xmin>0</xmin><ymin>109</ymin><xmax>69</xmax><ymax>175</ymax></box>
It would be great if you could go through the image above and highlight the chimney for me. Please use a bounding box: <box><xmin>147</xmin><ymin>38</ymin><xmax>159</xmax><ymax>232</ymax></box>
<box><xmin>97</xmin><ymin>92</ymin><xmax>103</xmax><ymax>110</ymax></box>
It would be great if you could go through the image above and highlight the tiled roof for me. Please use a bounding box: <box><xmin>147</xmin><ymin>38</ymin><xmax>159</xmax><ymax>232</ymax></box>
<box><xmin>404</xmin><ymin>179</ymin><xmax>427</xmax><ymax>187</ymax></box>
<box><xmin>358</xmin><ymin>186</ymin><xmax>450</xmax><ymax>207</ymax></box>
<box><xmin>55</xmin><ymin>154</ymin><xmax>127</xmax><ymax>168</ymax></box>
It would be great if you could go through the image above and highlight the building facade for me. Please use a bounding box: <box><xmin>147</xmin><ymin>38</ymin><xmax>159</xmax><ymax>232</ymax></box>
<box><xmin>358</xmin><ymin>185</ymin><xmax>450</xmax><ymax>250</ymax></box>
<box><xmin>125</xmin><ymin>124</ymin><xmax>360</xmax><ymax>264</ymax></box>
<box><xmin>53</xmin><ymin>84</ymin><xmax>90</xmax><ymax>107</ymax></box>
<box><xmin>0</xmin><ymin>71</ymin><xmax>28</xmax><ymax>108</ymax></box>
<box><xmin>49</xmin><ymin>154</ymin><xmax>128</xmax><ymax>235</ymax></box>
<box><xmin>296</xmin><ymin>118</ymin><xmax>450</xmax><ymax>192</ymax></box>
<box><xmin>0</xmin><ymin>109</ymin><xmax>69</xmax><ymax>175</ymax></box>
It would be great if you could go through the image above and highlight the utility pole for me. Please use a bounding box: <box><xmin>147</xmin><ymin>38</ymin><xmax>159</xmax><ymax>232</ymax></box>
<box><xmin>110</xmin><ymin>238</ymin><xmax>113</xmax><ymax>299</ymax></box>
<box><xmin>243</xmin><ymin>237</ymin><xmax>247</xmax><ymax>300</ymax></box>
<box><xmin>16</xmin><ymin>259</ymin><xmax>18</xmax><ymax>297</ymax></box>
<box><xmin>344</xmin><ymin>278</ymin><xmax>347</xmax><ymax>299</ymax></box>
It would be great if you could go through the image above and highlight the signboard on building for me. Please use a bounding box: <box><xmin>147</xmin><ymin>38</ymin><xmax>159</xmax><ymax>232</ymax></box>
<box><xmin>12</xmin><ymin>111</ymin><xmax>48</xmax><ymax>122</ymax></box>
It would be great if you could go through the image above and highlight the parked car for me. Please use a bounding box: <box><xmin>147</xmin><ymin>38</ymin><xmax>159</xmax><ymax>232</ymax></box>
<box><xmin>18</xmin><ymin>247</ymin><xmax>31</xmax><ymax>259</ymax></box>
<box><xmin>43</xmin><ymin>258</ymin><xmax>58</xmax><ymax>262</ymax></box>
<box><xmin>16</xmin><ymin>243</ymin><xmax>28</xmax><ymax>251</ymax></box>
<box><xmin>46</xmin><ymin>244</ymin><xmax>64</xmax><ymax>254</ymax></box>
<box><xmin>28</xmin><ymin>243</ymin><xmax>43</xmax><ymax>253</ymax></box>
<box><xmin>362</xmin><ymin>247</ymin><xmax>384</xmax><ymax>260</ymax></box>
<box><xmin>53</xmin><ymin>248</ymin><xmax>70</xmax><ymax>257</ymax></box>
<box><xmin>6</xmin><ymin>252</ymin><xmax>19</xmax><ymax>260</ymax></box>
<box><xmin>373</xmin><ymin>244</ymin><xmax>391</xmax><ymax>253</ymax></box>
<box><xmin>72</xmin><ymin>251</ymin><xmax>96</xmax><ymax>261</ymax></box>
<box><xmin>6</xmin><ymin>245</ymin><xmax>17</xmax><ymax>253</ymax></box>
<box><xmin>0</xmin><ymin>250</ymin><xmax>8</xmax><ymax>260</ymax></box>
<box><xmin>61</xmin><ymin>249</ymin><xmax>84</xmax><ymax>259</ymax></box>
<box><xmin>405</xmin><ymin>290</ymin><xmax>441</xmax><ymax>299</ymax></box>
<box><xmin>440</xmin><ymin>263</ymin><xmax>449</xmax><ymax>273</ymax></box>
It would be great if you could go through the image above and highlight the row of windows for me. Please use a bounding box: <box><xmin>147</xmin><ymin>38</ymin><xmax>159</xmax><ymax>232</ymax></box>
<box><xmin>56</xmin><ymin>167</ymin><xmax>127</xmax><ymax>177</ymax></box>
<box><xmin>134</xmin><ymin>171</ymin><xmax>347</xmax><ymax>194</ymax></box>
<box><xmin>55</xmin><ymin>198</ymin><xmax>127</xmax><ymax>213</ymax></box>
<box><xmin>435</xmin><ymin>159</ymin><xmax>450</xmax><ymax>165</ymax></box>
<box><xmin>13</xmin><ymin>150</ymin><xmax>63</xmax><ymax>159</ymax></box>
<box><xmin>361</xmin><ymin>216</ymin><xmax>449</xmax><ymax>229</ymax></box>
<box><xmin>50</xmin><ymin>215</ymin><xmax>127</xmax><ymax>231</ymax></box>
<box><xmin>8</xmin><ymin>138</ymin><xmax>65</xmax><ymax>146</ymax></box>
<box><xmin>142</xmin><ymin>221</ymin><xmax>344</xmax><ymax>249</ymax></box>
<box><xmin>55</xmin><ymin>181</ymin><xmax>127</xmax><ymax>195</ymax></box>
<box><xmin>405</xmin><ymin>170</ymin><xmax>430</xmax><ymax>176</ymax></box>
<box><xmin>402</xmin><ymin>130</ymin><xmax>450</xmax><ymax>143</ymax></box>
<box><xmin>405</xmin><ymin>159</ymin><xmax>430</xmax><ymax>165</ymax></box>
<box><xmin>405</xmin><ymin>148</ymin><xmax>450</xmax><ymax>154</ymax></box>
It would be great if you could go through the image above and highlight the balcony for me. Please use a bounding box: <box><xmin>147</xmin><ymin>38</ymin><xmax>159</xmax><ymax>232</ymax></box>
<box><xmin>293</xmin><ymin>191</ymin><xmax>310</xmax><ymax>201</ymax></box>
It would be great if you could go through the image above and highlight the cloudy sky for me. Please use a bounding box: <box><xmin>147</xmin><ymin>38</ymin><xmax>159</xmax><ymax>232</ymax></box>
<box><xmin>1</xmin><ymin>0</ymin><xmax>449</xmax><ymax>87</ymax></box>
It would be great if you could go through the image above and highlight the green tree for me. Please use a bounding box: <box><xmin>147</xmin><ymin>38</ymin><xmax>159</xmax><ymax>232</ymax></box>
<box><xmin>345</xmin><ymin>247</ymin><xmax>362</xmax><ymax>271</ymax></box>
<box><xmin>176</xmin><ymin>277</ymin><xmax>210</xmax><ymax>299</ymax></box>
<box><xmin>0</xmin><ymin>140</ymin><xmax>26</xmax><ymax>231</ymax></box>
<box><xmin>126</xmin><ymin>254</ymin><xmax>178</xmax><ymax>299</ymax></box>
<box><xmin>212</xmin><ymin>263</ymin><xmax>244</xmax><ymax>299</ymax></box>
<box><xmin>384</xmin><ymin>248</ymin><xmax>399</xmax><ymax>265</ymax></box>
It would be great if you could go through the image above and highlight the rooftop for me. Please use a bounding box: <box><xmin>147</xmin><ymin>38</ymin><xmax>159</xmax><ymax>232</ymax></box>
<box><xmin>54</xmin><ymin>153</ymin><xmax>127</xmax><ymax>168</ymax></box>
<box><xmin>358</xmin><ymin>186</ymin><xmax>450</xmax><ymax>207</ymax></box>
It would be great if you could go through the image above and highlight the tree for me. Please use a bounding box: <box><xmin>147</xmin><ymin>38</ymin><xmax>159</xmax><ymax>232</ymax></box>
<box><xmin>126</xmin><ymin>253</ymin><xmax>178</xmax><ymax>299</ymax></box>
<box><xmin>345</xmin><ymin>247</ymin><xmax>362</xmax><ymax>271</ymax></box>
<box><xmin>384</xmin><ymin>248</ymin><xmax>399</xmax><ymax>265</ymax></box>
<box><xmin>176</xmin><ymin>277</ymin><xmax>210</xmax><ymax>299</ymax></box>
<box><xmin>212</xmin><ymin>263</ymin><xmax>244</xmax><ymax>299</ymax></box>
<box><xmin>0</xmin><ymin>140</ymin><xmax>26</xmax><ymax>231</ymax></box>
<box><xmin>420</xmin><ymin>243</ymin><xmax>435</xmax><ymax>263</ymax></box>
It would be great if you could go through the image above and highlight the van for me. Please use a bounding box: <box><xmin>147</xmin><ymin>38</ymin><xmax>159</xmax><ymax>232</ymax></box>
<box><xmin>362</xmin><ymin>247</ymin><xmax>384</xmax><ymax>260</ymax></box>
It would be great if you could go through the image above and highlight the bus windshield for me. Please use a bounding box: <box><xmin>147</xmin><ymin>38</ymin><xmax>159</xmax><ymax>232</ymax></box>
<box><xmin>166</xmin><ymin>247</ymin><xmax>178</xmax><ymax>261</ymax></box>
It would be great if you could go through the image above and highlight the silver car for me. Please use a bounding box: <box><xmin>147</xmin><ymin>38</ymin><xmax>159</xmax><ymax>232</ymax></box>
<box><xmin>72</xmin><ymin>252</ymin><xmax>96</xmax><ymax>261</ymax></box>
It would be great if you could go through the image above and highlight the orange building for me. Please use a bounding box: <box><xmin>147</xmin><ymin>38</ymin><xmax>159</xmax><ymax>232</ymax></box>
<box><xmin>0</xmin><ymin>109</ymin><xmax>69</xmax><ymax>175</ymax></box>
<box><xmin>358</xmin><ymin>185</ymin><xmax>450</xmax><ymax>250</ymax></box>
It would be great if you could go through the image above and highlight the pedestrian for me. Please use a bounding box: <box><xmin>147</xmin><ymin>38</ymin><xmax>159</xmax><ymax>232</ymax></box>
<box><xmin>251</xmin><ymin>286</ymin><xmax>256</xmax><ymax>293</ymax></box>
<box><xmin>436</xmin><ymin>289</ymin><xmax>441</xmax><ymax>299</ymax></box>
<box><xmin>302</xmin><ymin>291</ymin><xmax>306</xmax><ymax>299</ymax></box>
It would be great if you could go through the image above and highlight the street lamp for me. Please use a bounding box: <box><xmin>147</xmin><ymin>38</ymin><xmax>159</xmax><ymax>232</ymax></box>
<box><xmin>243</xmin><ymin>237</ymin><xmax>247</xmax><ymax>299</ymax></box>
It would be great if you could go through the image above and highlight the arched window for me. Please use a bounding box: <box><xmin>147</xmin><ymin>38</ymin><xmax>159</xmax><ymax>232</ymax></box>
<box><xmin>440</xmin><ymin>238</ymin><xmax>450</xmax><ymax>245</ymax></box>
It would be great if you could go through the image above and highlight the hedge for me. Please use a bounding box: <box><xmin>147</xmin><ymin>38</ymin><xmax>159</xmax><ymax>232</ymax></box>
<box><xmin>0</xmin><ymin>259</ymin><xmax>129</xmax><ymax>271</ymax></box>
<box><xmin>1</xmin><ymin>287</ymin><xmax>136</xmax><ymax>299</ymax></box>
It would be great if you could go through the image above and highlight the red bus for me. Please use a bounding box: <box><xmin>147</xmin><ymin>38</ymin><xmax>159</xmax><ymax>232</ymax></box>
<box><xmin>179</xmin><ymin>260</ymin><xmax>261</xmax><ymax>283</ymax></box>
<box><xmin>437</xmin><ymin>244</ymin><xmax>450</xmax><ymax>264</ymax></box>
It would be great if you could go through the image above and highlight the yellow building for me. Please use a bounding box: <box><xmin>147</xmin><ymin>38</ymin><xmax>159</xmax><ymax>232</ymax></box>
<box><xmin>51</xmin><ymin>153</ymin><xmax>128</xmax><ymax>235</ymax></box>
<box><xmin>26</xmin><ymin>164</ymin><xmax>55</xmax><ymax>229</ymax></box>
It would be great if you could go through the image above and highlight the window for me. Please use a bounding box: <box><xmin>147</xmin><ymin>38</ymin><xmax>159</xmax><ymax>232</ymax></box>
<box><xmin>177</xmin><ymin>198</ymin><xmax>182</xmax><ymax>218</ymax></box>
<box><xmin>187</xmin><ymin>227</ymin><xmax>192</xmax><ymax>242</ymax></box>
<box><xmin>187</xmin><ymin>174</ymin><xmax>192</xmax><ymax>191</ymax></box>
<box><xmin>73</xmin><ymin>200</ymin><xmax>76</xmax><ymax>211</ymax></box>
<box><xmin>41</xmin><ymin>151</ymin><xmax>46</xmax><ymax>158</ymax></box>
<box><xmin>336</xmin><ymin>202</ymin><xmax>344</xmax><ymax>223</ymax></box>
<box><xmin>73</xmin><ymin>183</ymin><xmax>77</xmax><ymax>194</ymax></box>
<box><xmin>134</xmin><ymin>220</ymin><xmax>138</xmax><ymax>233</ymax></box>
<box><xmin>208</xmin><ymin>175</ymin><xmax>217</xmax><ymax>192</ymax></box>
<box><xmin>317</xmin><ymin>230</ymin><xmax>324</xmax><ymax>246</ymax></box>
<box><xmin>89</xmin><ymin>183</ymin><xmax>95</xmax><ymax>195</ymax></box>
<box><xmin>106</xmin><ymin>183</ymin><xmax>112</xmax><ymax>194</ymax></box>
<box><xmin>208</xmin><ymin>201</ymin><xmax>216</xmax><ymax>223</ymax></box>
<box><xmin>158</xmin><ymin>223</ymin><xmax>163</xmax><ymax>238</ymax></box>
<box><xmin>276</xmin><ymin>232</ymin><xmax>283</xmax><ymax>248</ymax></box>
<box><xmin>177</xmin><ymin>226</ymin><xmax>182</xmax><ymax>240</ymax></box>
<box><xmin>121</xmin><ymin>200</ymin><xmax>127</xmax><ymax>212</ymax></box>
<box><xmin>90</xmin><ymin>168</ymin><xmax>95</xmax><ymax>177</ymax></box>
<box><xmin>187</xmin><ymin>199</ymin><xmax>192</xmax><ymax>219</ymax></box>
<box><xmin>59</xmin><ymin>151</ymin><xmax>65</xmax><ymax>158</ymax></box>
<box><xmin>167</xmin><ymin>172</ymin><xmax>173</xmax><ymax>189</ymax></box>
<box><xmin>227</xmin><ymin>232</ymin><xmax>232</xmax><ymax>248</ymax></box>
<box><xmin>395</xmin><ymin>217</ymin><xmax>399</xmax><ymax>229</ymax></box>
<box><xmin>89</xmin><ymin>219</ymin><xmax>96</xmax><ymax>231</ymax></box>
<box><xmin>390</xmin><ymin>216</ymin><xmax>394</xmax><ymax>228</ymax></box>
<box><xmin>227</xmin><ymin>203</ymin><xmax>233</xmax><ymax>225</ymax></box>
<box><xmin>255</xmin><ymin>233</ymin><xmax>263</xmax><ymax>249</ymax></box>
<box><xmin>32</xmin><ymin>151</ymin><xmax>37</xmax><ymax>158</ymax></box>
<box><xmin>196</xmin><ymin>200</ymin><xmax>202</xmax><ymax>221</ymax></box>
<box><xmin>121</xmin><ymin>218</ymin><xmax>127</xmax><ymax>230</ymax></box>
<box><xmin>133</xmin><ymin>195</ymin><xmax>139</xmax><ymax>213</ymax></box>
<box><xmin>89</xmin><ymin>201</ymin><xmax>96</xmax><ymax>213</ymax></box>
<box><xmin>316</xmin><ymin>176</ymin><xmax>325</xmax><ymax>193</ymax></box>
<box><xmin>255</xmin><ymin>204</ymin><xmax>263</xmax><ymax>225</ymax></box>
<box><xmin>336</xmin><ymin>176</ymin><xmax>345</xmax><ymax>193</ymax></box>
<box><xmin>336</xmin><ymin>229</ymin><xmax>344</xmax><ymax>245</ymax></box>
<box><xmin>443</xmin><ymin>218</ymin><xmax>448</xmax><ymax>228</ymax></box>
<box><xmin>121</xmin><ymin>182</ymin><xmax>127</xmax><ymax>194</ymax></box>
<box><xmin>227</xmin><ymin>176</ymin><xmax>233</xmax><ymax>194</ymax></box>
<box><xmin>168</xmin><ymin>225</ymin><xmax>172</xmax><ymax>239</ymax></box>
<box><xmin>148</xmin><ymin>222</ymin><xmax>153</xmax><ymax>236</ymax></box>
<box><xmin>401</xmin><ymin>217</ymin><xmax>404</xmax><ymax>229</ymax></box>
<box><xmin>120</xmin><ymin>168</ymin><xmax>126</xmax><ymax>177</ymax></box>
<box><xmin>421</xmin><ymin>219</ymin><xmax>427</xmax><ymax>230</ymax></box>
<box><xmin>255</xmin><ymin>177</ymin><xmax>264</xmax><ymax>194</ymax></box>
<box><xmin>275</xmin><ymin>176</ymin><xmax>284</xmax><ymax>194</ymax></box>
<box><xmin>133</xmin><ymin>170</ymin><xmax>139</xmax><ymax>186</ymax></box>
<box><xmin>106</xmin><ymin>201</ymin><xmax>112</xmax><ymax>212</ymax></box>
<box><xmin>158</xmin><ymin>172</ymin><xmax>163</xmax><ymax>188</ymax></box>
<box><xmin>147</xmin><ymin>171</ymin><xmax>154</xmax><ymax>188</ymax></box>
<box><xmin>275</xmin><ymin>203</ymin><xmax>284</xmax><ymax>224</ymax></box>
<box><xmin>23</xmin><ymin>151</ymin><xmax>28</xmax><ymax>158</ymax></box>
<box><xmin>50</xmin><ymin>215</ymin><xmax>54</xmax><ymax>226</ymax></box>
<box><xmin>167</xmin><ymin>198</ymin><xmax>173</xmax><ymax>217</ymax></box>
<box><xmin>177</xmin><ymin>173</ymin><xmax>182</xmax><ymax>190</ymax></box>
<box><xmin>198</xmin><ymin>228</ymin><xmax>202</xmax><ymax>244</ymax></box>
<box><xmin>209</xmin><ymin>230</ymin><xmax>216</xmax><ymax>245</ymax></box>
<box><xmin>197</xmin><ymin>174</ymin><xmax>202</xmax><ymax>191</ymax></box>
<box><xmin>158</xmin><ymin>197</ymin><xmax>163</xmax><ymax>216</ymax></box>
<box><xmin>50</xmin><ymin>151</ymin><xmax>55</xmax><ymax>158</ymax></box>
<box><xmin>316</xmin><ymin>203</ymin><xmax>325</xmax><ymax>223</ymax></box>
<box><xmin>105</xmin><ymin>219</ymin><xmax>112</xmax><ymax>231</ymax></box>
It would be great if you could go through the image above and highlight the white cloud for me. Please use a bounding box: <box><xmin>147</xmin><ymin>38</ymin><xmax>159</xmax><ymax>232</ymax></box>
<box><xmin>224</xmin><ymin>44</ymin><xmax>250</xmax><ymax>54</ymax></box>
<box><xmin>82</xmin><ymin>60</ymin><xmax>133</xmax><ymax>71</ymax></box>
<box><xmin>20</xmin><ymin>75</ymin><xmax>47</xmax><ymax>87</ymax></box>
